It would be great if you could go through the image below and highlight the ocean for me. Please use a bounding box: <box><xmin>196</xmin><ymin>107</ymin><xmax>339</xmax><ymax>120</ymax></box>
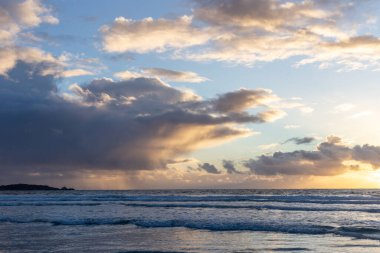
<box><xmin>0</xmin><ymin>189</ymin><xmax>380</xmax><ymax>252</ymax></box>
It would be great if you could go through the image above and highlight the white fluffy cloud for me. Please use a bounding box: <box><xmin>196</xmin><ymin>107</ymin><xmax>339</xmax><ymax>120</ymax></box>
<box><xmin>0</xmin><ymin>0</ymin><xmax>97</xmax><ymax>78</ymax></box>
<box><xmin>60</xmin><ymin>69</ymin><xmax>94</xmax><ymax>78</ymax></box>
<box><xmin>100</xmin><ymin>0</ymin><xmax>380</xmax><ymax>70</ymax></box>
<box><xmin>0</xmin><ymin>0</ymin><xmax>60</xmax><ymax>75</ymax></box>
<box><xmin>0</xmin><ymin>46</ymin><xmax>99</xmax><ymax>78</ymax></box>
<box><xmin>115</xmin><ymin>67</ymin><xmax>208</xmax><ymax>83</ymax></box>
<box><xmin>100</xmin><ymin>16</ymin><xmax>212</xmax><ymax>53</ymax></box>
<box><xmin>0</xmin><ymin>46</ymin><xmax>60</xmax><ymax>75</ymax></box>
<box><xmin>0</xmin><ymin>0</ymin><xmax>58</xmax><ymax>44</ymax></box>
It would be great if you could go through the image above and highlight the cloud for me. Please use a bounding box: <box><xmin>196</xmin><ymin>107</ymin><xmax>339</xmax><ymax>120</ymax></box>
<box><xmin>296</xmin><ymin>35</ymin><xmax>380</xmax><ymax>71</ymax></box>
<box><xmin>0</xmin><ymin>47</ymin><xmax>99</xmax><ymax>78</ymax></box>
<box><xmin>244</xmin><ymin>136</ymin><xmax>380</xmax><ymax>176</ymax></box>
<box><xmin>100</xmin><ymin>16</ymin><xmax>211</xmax><ymax>53</ymax></box>
<box><xmin>213</xmin><ymin>88</ymin><xmax>279</xmax><ymax>113</ymax></box>
<box><xmin>333</xmin><ymin>103</ymin><xmax>356</xmax><ymax>113</ymax></box>
<box><xmin>284</xmin><ymin>137</ymin><xmax>315</xmax><ymax>145</ymax></box>
<box><xmin>0</xmin><ymin>60</ymin><xmax>286</xmax><ymax>178</ymax></box>
<box><xmin>0</xmin><ymin>46</ymin><xmax>61</xmax><ymax>76</ymax></box>
<box><xmin>0</xmin><ymin>1</ymin><xmax>97</xmax><ymax>78</ymax></box>
<box><xmin>192</xmin><ymin>0</ymin><xmax>336</xmax><ymax>30</ymax></box>
<box><xmin>186</xmin><ymin>0</ymin><xmax>358</xmax><ymax>67</ymax></box>
<box><xmin>114</xmin><ymin>70</ymin><xmax>142</xmax><ymax>80</ymax></box>
<box><xmin>348</xmin><ymin>111</ymin><xmax>372</xmax><ymax>119</ymax></box>
<box><xmin>188</xmin><ymin>0</ymin><xmax>376</xmax><ymax>69</ymax></box>
<box><xmin>257</xmin><ymin>109</ymin><xmax>287</xmax><ymax>122</ymax></box>
<box><xmin>115</xmin><ymin>67</ymin><xmax>208</xmax><ymax>83</ymax></box>
<box><xmin>352</xmin><ymin>144</ymin><xmax>380</xmax><ymax>167</ymax></box>
<box><xmin>223</xmin><ymin>160</ymin><xmax>243</xmax><ymax>174</ymax></box>
<box><xmin>284</xmin><ymin>124</ymin><xmax>300</xmax><ymax>129</ymax></box>
<box><xmin>259</xmin><ymin>143</ymin><xmax>279</xmax><ymax>150</ymax></box>
<box><xmin>183</xmin><ymin>136</ymin><xmax>380</xmax><ymax>177</ymax></box>
<box><xmin>100</xmin><ymin>0</ymin><xmax>380</xmax><ymax>70</ymax></box>
<box><xmin>60</xmin><ymin>69</ymin><xmax>94</xmax><ymax>78</ymax></box>
<box><xmin>199</xmin><ymin>163</ymin><xmax>221</xmax><ymax>174</ymax></box>
<box><xmin>142</xmin><ymin>68</ymin><xmax>208</xmax><ymax>83</ymax></box>
<box><xmin>0</xmin><ymin>0</ymin><xmax>58</xmax><ymax>44</ymax></box>
<box><xmin>0</xmin><ymin>0</ymin><xmax>60</xmax><ymax>75</ymax></box>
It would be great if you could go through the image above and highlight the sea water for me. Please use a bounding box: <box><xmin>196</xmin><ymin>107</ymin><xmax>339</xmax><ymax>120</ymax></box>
<box><xmin>0</xmin><ymin>189</ymin><xmax>380</xmax><ymax>252</ymax></box>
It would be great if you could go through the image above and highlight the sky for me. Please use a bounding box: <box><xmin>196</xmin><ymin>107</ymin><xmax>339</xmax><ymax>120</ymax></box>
<box><xmin>2</xmin><ymin>0</ymin><xmax>380</xmax><ymax>189</ymax></box>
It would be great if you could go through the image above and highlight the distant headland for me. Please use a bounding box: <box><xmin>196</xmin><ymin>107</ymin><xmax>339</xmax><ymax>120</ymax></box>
<box><xmin>0</xmin><ymin>184</ymin><xmax>74</xmax><ymax>191</ymax></box>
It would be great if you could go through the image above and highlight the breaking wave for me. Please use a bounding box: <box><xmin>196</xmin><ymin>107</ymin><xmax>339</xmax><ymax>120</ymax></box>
<box><xmin>1</xmin><ymin>216</ymin><xmax>380</xmax><ymax>241</ymax></box>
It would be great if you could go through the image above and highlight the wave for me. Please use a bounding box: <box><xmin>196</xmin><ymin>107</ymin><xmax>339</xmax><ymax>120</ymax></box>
<box><xmin>0</xmin><ymin>217</ymin><xmax>132</xmax><ymax>226</ymax></box>
<box><xmin>1</xmin><ymin>217</ymin><xmax>379</xmax><ymax>241</ymax></box>
<box><xmin>0</xmin><ymin>202</ymin><xmax>102</xmax><ymax>206</ymax></box>
<box><xmin>1</xmin><ymin>201</ymin><xmax>379</xmax><ymax>213</ymax></box>
<box><xmin>117</xmin><ymin>251</ymin><xmax>189</xmax><ymax>253</ymax></box>
<box><xmin>123</xmin><ymin>203</ymin><xmax>380</xmax><ymax>213</ymax></box>
<box><xmin>1</xmin><ymin>194</ymin><xmax>380</xmax><ymax>205</ymax></box>
<box><xmin>118</xmin><ymin>248</ymin><xmax>310</xmax><ymax>253</ymax></box>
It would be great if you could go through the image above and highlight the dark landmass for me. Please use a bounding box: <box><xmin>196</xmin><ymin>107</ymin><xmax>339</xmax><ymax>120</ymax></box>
<box><xmin>0</xmin><ymin>184</ymin><xmax>74</xmax><ymax>191</ymax></box>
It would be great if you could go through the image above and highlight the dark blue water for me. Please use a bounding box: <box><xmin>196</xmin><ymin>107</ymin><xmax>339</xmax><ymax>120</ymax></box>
<box><xmin>1</xmin><ymin>189</ymin><xmax>380</xmax><ymax>252</ymax></box>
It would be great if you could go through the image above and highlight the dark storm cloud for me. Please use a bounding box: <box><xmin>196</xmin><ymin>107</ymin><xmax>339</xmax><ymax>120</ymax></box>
<box><xmin>244</xmin><ymin>136</ymin><xmax>380</xmax><ymax>176</ymax></box>
<box><xmin>223</xmin><ymin>160</ymin><xmax>244</xmax><ymax>174</ymax></box>
<box><xmin>284</xmin><ymin>137</ymin><xmax>315</xmax><ymax>145</ymax></box>
<box><xmin>199</xmin><ymin>163</ymin><xmax>221</xmax><ymax>174</ymax></box>
<box><xmin>352</xmin><ymin>145</ymin><xmax>380</xmax><ymax>167</ymax></box>
<box><xmin>4</xmin><ymin>62</ymin><xmax>379</xmax><ymax>179</ymax></box>
<box><xmin>0</xmin><ymin>61</ymin><xmax>283</xmax><ymax>176</ymax></box>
